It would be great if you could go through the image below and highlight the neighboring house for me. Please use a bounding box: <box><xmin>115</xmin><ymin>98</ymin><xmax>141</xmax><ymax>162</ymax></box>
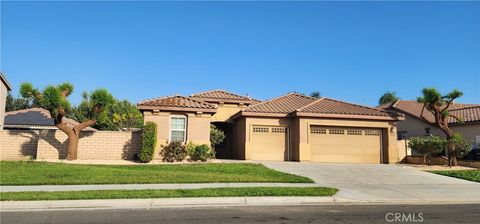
<box><xmin>4</xmin><ymin>108</ymin><xmax>98</xmax><ymax>131</ymax></box>
<box><xmin>380</xmin><ymin>100</ymin><xmax>480</xmax><ymax>147</ymax></box>
<box><xmin>0</xmin><ymin>73</ymin><xmax>13</xmax><ymax>130</ymax></box>
<box><xmin>138</xmin><ymin>90</ymin><xmax>404</xmax><ymax>163</ymax></box>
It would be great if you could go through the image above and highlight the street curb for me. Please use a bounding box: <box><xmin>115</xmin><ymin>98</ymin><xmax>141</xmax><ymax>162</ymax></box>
<box><xmin>0</xmin><ymin>197</ymin><xmax>334</xmax><ymax>211</ymax></box>
<box><xmin>2</xmin><ymin>197</ymin><xmax>480</xmax><ymax>211</ymax></box>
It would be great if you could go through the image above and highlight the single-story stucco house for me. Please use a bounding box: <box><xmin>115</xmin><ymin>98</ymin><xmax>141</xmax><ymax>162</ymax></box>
<box><xmin>138</xmin><ymin>90</ymin><xmax>404</xmax><ymax>164</ymax></box>
<box><xmin>379</xmin><ymin>100</ymin><xmax>480</xmax><ymax>147</ymax></box>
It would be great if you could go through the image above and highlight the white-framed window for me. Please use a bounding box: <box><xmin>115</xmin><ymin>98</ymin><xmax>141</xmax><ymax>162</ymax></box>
<box><xmin>170</xmin><ymin>115</ymin><xmax>187</xmax><ymax>142</ymax></box>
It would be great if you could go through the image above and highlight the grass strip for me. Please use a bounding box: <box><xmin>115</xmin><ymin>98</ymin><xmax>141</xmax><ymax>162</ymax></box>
<box><xmin>0</xmin><ymin>187</ymin><xmax>338</xmax><ymax>201</ymax></box>
<box><xmin>430</xmin><ymin>170</ymin><xmax>480</xmax><ymax>183</ymax></box>
<box><xmin>0</xmin><ymin>161</ymin><xmax>313</xmax><ymax>185</ymax></box>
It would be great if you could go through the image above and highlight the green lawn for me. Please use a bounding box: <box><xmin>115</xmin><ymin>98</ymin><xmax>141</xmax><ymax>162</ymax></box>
<box><xmin>0</xmin><ymin>161</ymin><xmax>313</xmax><ymax>185</ymax></box>
<box><xmin>430</xmin><ymin>170</ymin><xmax>480</xmax><ymax>183</ymax></box>
<box><xmin>0</xmin><ymin>187</ymin><xmax>337</xmax><ymax>201</ymax></box>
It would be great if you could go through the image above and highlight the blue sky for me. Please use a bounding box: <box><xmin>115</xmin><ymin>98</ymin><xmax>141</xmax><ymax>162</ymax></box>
<box><xmin>1</xmin><ymin>1</ymin><xmax>479</xmax><ymax>106</ymax></box>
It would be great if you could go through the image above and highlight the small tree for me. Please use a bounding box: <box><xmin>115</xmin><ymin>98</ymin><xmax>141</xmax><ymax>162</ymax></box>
<box><xmin>20</xmin><ymin>83</ymin><xmax>114</xmax><ymax>160</ymax></box>
<box><xmin>408</xmin><ymin>135</ymin><xmax>446</xmax><ymax>165</ymax></box>
<box><xmin>310</xmin><ymin>91</ymin><xmax>321</xmax><ymax>99</ymax></box>
<box><xmin>417</xmin><ymin>88</ymin><xmax>463</xmax><ymax>166</ymax></box>
<box><xmin>210</xmin><ymin>125</ymin><xmax>226</xmax><ymax>152</ymax></box>
<box><xmin>72</xmin><ymin>97</ymin><xmax>143</xmax><ymax>131</ymax></box>
<box><xmin>6</xmin><ymin>93</ymin><xmax>37</xmax><ymax>112</ymax></box>
<box><xmin>379</xmin><ymin>91</ymin><xmax>399</xmax><ymax>105</ymax></box>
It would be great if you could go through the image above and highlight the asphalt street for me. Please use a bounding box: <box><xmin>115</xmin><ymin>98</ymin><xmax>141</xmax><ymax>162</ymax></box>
<box><xmin>2</xmin><ymin>204</ymin><xmax>479</xmax><ymax>224</ymax></box>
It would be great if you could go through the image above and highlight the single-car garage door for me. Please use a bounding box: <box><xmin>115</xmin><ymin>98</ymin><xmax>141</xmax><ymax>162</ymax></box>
<box><xmin>310</xmin><ymin>126</ymin><xmax>382</xmax><ymax>163</ymax></box>
<box><xmin>251</xmin><ymin>126</ymin><xmax>288</xmax><ymax>161</ymax></box>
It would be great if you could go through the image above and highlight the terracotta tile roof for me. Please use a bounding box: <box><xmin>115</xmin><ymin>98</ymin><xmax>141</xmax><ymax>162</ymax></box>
<box><xmin>242</xmin><ymin>93</ymin><xmax>316</xmax><ymax>115</ymax></box>
<box><xmin>448</xmin><ymin>106</ymin><xmax>480</xmax><ymax>124</ymax></box>
<box><xmin>381</xmin><ymin>100</ymin><xmax>480</xmax><ymax>124</ymax></box>
<box><xmin>190</xmin><ymin>90</ymin><xmax>260</xmax><ymax>104</ymax></box>
<box><xmin>137</xmin><ymin>95</ymin><xmax>217</xmax><ymax>113</ymax></box>
<box><xmin>296</xmin><ymin>98</ymin><xmax>402</xmax><ymax>120</ymax></box>
<box><xmin>4</xmin><ymin>108</ymin><xmax>97</xmax><ymax>131</ymax></box>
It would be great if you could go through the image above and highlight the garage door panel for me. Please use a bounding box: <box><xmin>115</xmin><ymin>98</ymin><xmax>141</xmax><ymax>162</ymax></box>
<box><xmin>310</xmin><ymin>126</ymin><xmax>381</xmax><ymax>164</ymax></box>
<box><xmin>251</xmin><ymin>126</ymin><xmax>288</xmax><ymax>161</ymax></box>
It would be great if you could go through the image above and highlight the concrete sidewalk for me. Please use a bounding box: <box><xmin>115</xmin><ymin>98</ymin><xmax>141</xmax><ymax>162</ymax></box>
<box><xmin>3</xmin><ymin>196</ymin><xmax>480</xmax><ymax>212</ymax></box>
<box><xmin>0</xmin><ymin>183</ymin><xmax>320</xmax><ymax>192</ymax></box>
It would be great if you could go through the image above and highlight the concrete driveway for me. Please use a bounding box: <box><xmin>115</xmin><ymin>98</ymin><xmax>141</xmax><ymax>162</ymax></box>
<box><xmin>262</xmin><ymin>162</ymin><xmax>480</xmax><ymax>203</ymax></box>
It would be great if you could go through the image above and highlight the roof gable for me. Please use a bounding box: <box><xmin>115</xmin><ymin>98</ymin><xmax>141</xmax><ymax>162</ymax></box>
<box><xmin>137</xmin><ymin>95</ymin><xmax>217</xmax><ymax>113</ymax></box>
<box><xmin>296</xmin><ymin>98</ymin><xmax>402</xmax><ymax>120</ymax></box>
<box><xmin>242</xmin><ymin>93</ymin><xmax>316</xmax><ymax>115</ymax></box>
<box><xmin>190</xmin><ymin>90</ymin><xmax>260</xmax><ymax>104</ymax></box>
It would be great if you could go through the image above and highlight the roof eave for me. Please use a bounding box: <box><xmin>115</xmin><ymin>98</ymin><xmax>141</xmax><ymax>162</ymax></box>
<box><xmin>0</xmin><ymin>73</ymin><xmax>12</xmax><ymax>91</ymax></box>
<box><xmin>190</xmin><ymin>97</ymin><xmax>254</xmax><ymax>104</ymax></box>
<box><xmin>137</xmin><ymin>105</ymin><xmax>217</xmax><ymax>113</ymax></box>
<box><xmin>232</xmin><ymin>111</ymin><xmax>290</xmax><ymax>119</ymax></box>
<box><xmin>294</xmin><ymin>112</ymin><xmax>405</xmax><ymax>121</ymax></box>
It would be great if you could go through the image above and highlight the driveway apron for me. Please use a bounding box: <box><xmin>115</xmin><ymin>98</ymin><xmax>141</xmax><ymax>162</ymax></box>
<box><xmin>261</xmin><ymin>162</ymin><xmax>480</xmax><ymax>203</ymax></box>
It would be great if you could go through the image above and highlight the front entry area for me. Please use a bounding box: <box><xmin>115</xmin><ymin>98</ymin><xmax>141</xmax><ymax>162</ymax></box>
<box><xmin>310</xmin><ymin>126</ymin><xmax>383</xmax><ymax>164</ymax></box>
<box><xmin>251</xmin><ymin>125</ymin><xmax>289</xmax><ymax>161</ymax></box>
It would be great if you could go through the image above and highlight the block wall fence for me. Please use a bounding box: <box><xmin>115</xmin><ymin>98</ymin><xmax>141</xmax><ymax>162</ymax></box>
<box><xmin>0</xmin><ymin>130</ymin><xmax>142</xmax><ymax>160</ymax></box>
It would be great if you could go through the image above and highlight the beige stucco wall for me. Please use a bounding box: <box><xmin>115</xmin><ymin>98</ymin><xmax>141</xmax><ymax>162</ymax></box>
<box><xmin>398</xmin><ymin>114</ymin><xmax>480</xmax><ymax>145</ymax></box>
<box><xmin>0</xmin><ymin>82</ymin><xmax>7</xmax><ymax>130</ymax></box>
<box><xmin>211</xmin><ymin>103</ymin><xmax>247</xmax><ymax>122</ymax></box>
<box><xmin>235</xmin><ymin>117</ymin><xmax>293</xmax><ymax>160</ymax></box>
<box><xmin>451</xmin><ymin>124</ymin><xmax>480</xmax><ymax>145</ymax></box>
<box><xmin>396</xmin><ymin>114</ymin><xmax>442</xmax><ymax>138</ymax></box>
<box><xmin>143</xmin><ymin>111</ymin><xmax>212</xmax><ymax>159</ymax></box>
<box><xmin>295</xmin><ymin>118</ymin><xmax>400</xmax><ymax>163</ymax></box>
<box><xmin>1</xmin><ymin>130</ymin><xmax>141</xmax><ymax>160</ymax></box>
<box><xmin>233</xmin><ymin>117</ymin><xmax>247</xmax><ymax>159</ymax></box>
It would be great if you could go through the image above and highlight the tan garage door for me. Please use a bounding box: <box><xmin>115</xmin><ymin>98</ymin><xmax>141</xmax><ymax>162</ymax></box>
<box><xmin>310</xmin><ymin>126</ymin><xmax>382</xmax><ymax>163</ymax></box>
<box><xmin>251</xmin><ymin>126</ymin><xmax>288</xmax><ymax>161</ymax></box>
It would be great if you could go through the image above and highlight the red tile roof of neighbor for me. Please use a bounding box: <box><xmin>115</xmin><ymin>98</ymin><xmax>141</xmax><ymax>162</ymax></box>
<box><xmin>380</xmin><ymin>100</ymin><xmax>480</xmax><ymax>124</ymax></box>
<box><xmin>137</xmin><ymin>95</ymin><xmax>217</xmax><ymax>113</ymax></box>
<box><xmin>4</xmin><ymin>108</ymin><xmax>98</xmax><ymax>131</ymax></box>
<box><xmin>190</xmin><ymin>89</ymin><xmax>261</xmax><ymax>104</ymax></box>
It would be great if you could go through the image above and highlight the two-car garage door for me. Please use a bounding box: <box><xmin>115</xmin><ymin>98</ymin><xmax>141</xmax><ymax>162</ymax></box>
<box><xmin>310</xmin><ymin>126</ymin><xmax>383</xmax><ymax>164</ymax></box>
<box><xmin>249</xmin><ymin>125</ymin><xmax>384</xmax><ymax>163</ymax></box>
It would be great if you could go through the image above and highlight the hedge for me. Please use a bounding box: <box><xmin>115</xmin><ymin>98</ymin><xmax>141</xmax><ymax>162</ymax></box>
<box><xmin>139</xmin><ymin>122</ymin><xmax>157</xmax><ymax>163</ymax></box>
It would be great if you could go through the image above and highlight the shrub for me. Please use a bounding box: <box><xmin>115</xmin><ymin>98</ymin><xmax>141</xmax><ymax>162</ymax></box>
<box><xmin>160</xmin><ymin>141</ymin><xmax>186</xmax><ymax>162</ymax></box>
<box><xmin>452</xmin><ymin>133</ymin><xmax>472</xmax><ymax>159</ymax></box>
<box><xmin>139</xmin><ymin>122</ymin><xmax>157</xmax><ymax>163</ymax></box>
<box><xmin>185</xmin><ymin>141</ymin><xmax>196</xmax><ymax>158</ymax></box>
<box><xmin>408</xmin><ymin>135</ymin><xmax>446</xmax><ymax>165</ymax></box>
<box><xmin>191</xmin><ymin>144</ymin><xmax>215</xmax><ymax>162</ymax></box>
